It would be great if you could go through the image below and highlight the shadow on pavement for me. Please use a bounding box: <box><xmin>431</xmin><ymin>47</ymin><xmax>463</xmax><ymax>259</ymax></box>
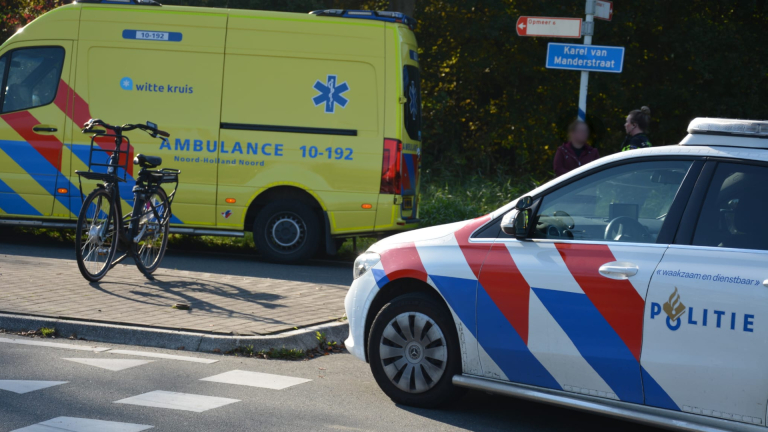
<box><xmin>0</xmin><ymin>227</ymin><xmax>353</xmax><ymax>286</ymax></box>
<box><xmin>399</xmin><ymin>390</ymin><xmax>662</xmax><ymax>431</ymax></box>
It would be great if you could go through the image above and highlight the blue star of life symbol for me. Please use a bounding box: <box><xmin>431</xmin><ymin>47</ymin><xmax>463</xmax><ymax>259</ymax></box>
<box><xmin>120</xmin><ymin>77</ymin><xmax>133</xmax><ymax>91</ymax></box>
<box><xmin>313</xmin><ymin>75</ymin><xmax>349</xmax><ymax>113</ymax></box>
<box><xmin>408</xmin><ymin>81</ymin><xmax>418</xmax><ymax>121</ymax></box>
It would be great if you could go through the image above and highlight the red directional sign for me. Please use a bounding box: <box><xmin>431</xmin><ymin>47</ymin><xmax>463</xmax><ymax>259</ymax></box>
<box><xmin>595</xmin><ymin>1</ymin><xmax>613</xmax><ymax>21</ymax></box>
<box><xmin>516</xmin><ymin>16</ymin><xmax>582</xmax><ymax>39</ymax></box>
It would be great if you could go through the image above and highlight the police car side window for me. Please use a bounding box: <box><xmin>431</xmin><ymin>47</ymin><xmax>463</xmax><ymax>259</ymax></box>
<box><xmin>692</xmin><ymin>163</ymin><xmax>768</xmax><ymax>252</ymax></box>
<box><xmin>2</xmin><ymin>47</ymin><xmax>64</xmax><ymax>113</ymax></box>
<box><xmin>532</xmin><ymin>160</ymin><xmax>692</xmax><ymax>243</ymax></box>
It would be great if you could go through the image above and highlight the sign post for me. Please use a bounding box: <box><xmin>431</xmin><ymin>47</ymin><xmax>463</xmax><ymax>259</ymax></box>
<box><xmin>577</xmin><ymin>2</ymin><xmax>594</xmax><ymax>121</ymax></box>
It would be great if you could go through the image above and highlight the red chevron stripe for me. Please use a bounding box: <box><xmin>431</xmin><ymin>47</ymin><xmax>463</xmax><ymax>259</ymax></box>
<box><xmin>479</xmin><ymin>243</ymin><xmax>530</xmax><ymax>345</ymax></box>
<box><xmin>379</xmin><ymin>242</ymin><xmax>428</xmax><ymax>282</ymax></box>
<box><xmin>55</xmin><ymin>79</ymin><xmax>134</xmax><ymax>175</ymax></box>
<box><xmin>0</xmin><ymin>111</ymin><xmax>63</xmax><ymax>172</ymax></box>
<box><xmin>555</xmin><ymin>243</ymin><xmax>644</xmax><ymax>362</ymax></box>
<box><xmin>454</xmin><ymin>215</ymin><xmax>492</xmax><ymax>278</ymax></box>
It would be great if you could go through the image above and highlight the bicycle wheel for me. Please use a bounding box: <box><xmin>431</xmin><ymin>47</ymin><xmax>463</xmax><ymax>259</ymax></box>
<box><xmin>75</xmin><ymin>188</ymin><xmax>118</xmax><ymax>282</ymax></box>
<box><xmin>131</xmin><ymin>187</ymin><xmax>170</xmax><ymax>277</ymax></box>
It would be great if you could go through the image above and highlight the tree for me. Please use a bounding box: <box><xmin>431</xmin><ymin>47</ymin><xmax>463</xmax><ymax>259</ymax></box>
<box><xmin>0</xmin><ymin>0</ymin><xmax>66</xmax><ymax>42</ymax></box>
<box><xmin>389</xmin><ymin>0</ymin><xmax>414</xmax><ymax>17</ymax></box>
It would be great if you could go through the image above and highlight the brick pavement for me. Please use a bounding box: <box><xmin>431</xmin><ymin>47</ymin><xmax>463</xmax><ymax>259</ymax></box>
<box><xmin>0</xmin><ymin>253</ymin><xmax>348</xmax><ymax>336</ymax></box>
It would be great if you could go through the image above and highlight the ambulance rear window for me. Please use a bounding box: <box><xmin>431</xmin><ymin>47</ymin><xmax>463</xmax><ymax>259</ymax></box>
<box><xmin>403</xmin><ymin>65</ymin><xmax>421</xmax><ymax>141</ymax></box>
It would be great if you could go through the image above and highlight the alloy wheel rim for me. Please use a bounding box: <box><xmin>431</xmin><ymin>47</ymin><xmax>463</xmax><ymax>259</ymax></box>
<box><xmin>379</xmin><ymin>312</ymin><xmax>448</xmax><ymax>394</ymax></box>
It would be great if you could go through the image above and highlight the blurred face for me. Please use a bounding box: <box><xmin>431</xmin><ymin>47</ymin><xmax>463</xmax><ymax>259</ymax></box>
<box><xmin>569</xmin><ymin>123</ymin><xmax>589</xmax><ymax>146</ymax></box>
<box><xmin>625</xmin><ymin>115</ymin><xmax>637</xmax><ymax>134</ymax></box>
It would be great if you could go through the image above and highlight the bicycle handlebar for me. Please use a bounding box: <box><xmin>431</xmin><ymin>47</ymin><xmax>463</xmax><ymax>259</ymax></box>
<box><xmin>82</xmin><ymin>119</ymin><xmax>170</xmax><ymax>138</ymax></box>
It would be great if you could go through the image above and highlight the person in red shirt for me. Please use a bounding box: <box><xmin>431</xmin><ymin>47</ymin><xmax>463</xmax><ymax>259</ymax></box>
<box><xmin>553</xmin><ymin>120</ymin><xmax>600</xmax><ymax>177</ymax></box>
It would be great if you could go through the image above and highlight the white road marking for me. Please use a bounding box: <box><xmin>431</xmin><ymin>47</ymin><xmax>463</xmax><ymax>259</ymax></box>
<box><xmin>114</xmin><ymin>390</ymin><xmax>239</xmax><ymax>412</ymax></box>
<box><xmin>63</xmin><ymin>358</ymin><xmax>154</xmax><ymax>371</ymax></box>
<box><xmin>11</xmin><ymin>416</ymin><xmax>153</xmax><ymax>432</ymax></box>
<box><xmin>0</xmin><ymin>337</ymin><xmax>109</xmax><ymax>352</ymax></box>
<box><xmin>107</xmin><ymin>349</ymin><xmax>218</xmax><ymax>364</ymax></box>
<box><xmin>200</xmin><ymin>370</ymin><xmax>311</xmax><ymax>390</ymax></box>
<box><xmin>0</xmin><ymin>380</ymin><xmax>67</xmax><ymax>394</ymax></box>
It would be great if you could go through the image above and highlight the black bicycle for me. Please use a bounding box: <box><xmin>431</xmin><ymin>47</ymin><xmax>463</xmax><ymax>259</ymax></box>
<box><xmin>74</xmin><ymin>119</ymin><xmax>180</xmax><ymax>282</ymax></box>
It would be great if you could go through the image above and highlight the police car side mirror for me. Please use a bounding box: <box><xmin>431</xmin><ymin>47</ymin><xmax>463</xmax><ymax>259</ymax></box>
<box><xmin>501</xmin><ymin>209</ymin><xmax>530</xmax><ymax>239</ymax></box>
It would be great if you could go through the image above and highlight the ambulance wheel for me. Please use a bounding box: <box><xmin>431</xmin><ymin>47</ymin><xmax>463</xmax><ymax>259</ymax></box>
<box><xmin>254</xmin><ymin>200</ymin><xmax>320</xmax><ymax>264</ymax></box>
<box><xmin>368</xmin><ymin>292</ymin><xmax>466</xmax><ymax>408</ymax></box>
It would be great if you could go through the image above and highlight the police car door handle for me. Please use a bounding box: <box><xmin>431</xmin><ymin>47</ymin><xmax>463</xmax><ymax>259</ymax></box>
<box><xmin>763</xmin><ymin>279</ymin><xmax>768</xmax><ymax>288</ymax></box>
<box><xmin>598</xmin><ymin>261</ymin><xmax>639</xmax><ymax>280</ymax></box>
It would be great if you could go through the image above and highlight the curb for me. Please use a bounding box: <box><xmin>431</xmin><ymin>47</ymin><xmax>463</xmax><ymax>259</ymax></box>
<box><xmin>0</xmin><ymin>313</ymin><xmax>349</xmax><ymax>353</ymax></box>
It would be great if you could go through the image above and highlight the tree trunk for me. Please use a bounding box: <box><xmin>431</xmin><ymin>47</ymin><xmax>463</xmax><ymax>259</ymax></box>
<box><xmin>389</xmin><ymin>0</ymin><xmax>415</xmax><ymax>17</ymax></box>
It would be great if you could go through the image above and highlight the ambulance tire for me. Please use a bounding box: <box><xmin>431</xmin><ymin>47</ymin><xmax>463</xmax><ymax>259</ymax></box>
<box><xmin>254</xmin><ymin>200</ymin><xmax>321</xmax><ymax>264</ymax></box>
<box><xmin>368</xmin><ymin>292</ymin><xmax>466</xmax><ymax>408</ymax></box>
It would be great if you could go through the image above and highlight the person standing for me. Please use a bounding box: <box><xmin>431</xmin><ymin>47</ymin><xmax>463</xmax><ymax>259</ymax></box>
<box><xmin>553</xmin><ymin>120</ymin><xmax>600</xmax><ymax>177</ymax></box>
<box><xmin>621</xmin><ymin>106</ymin><xmax>652</xmax><ymax>151</ymax></box>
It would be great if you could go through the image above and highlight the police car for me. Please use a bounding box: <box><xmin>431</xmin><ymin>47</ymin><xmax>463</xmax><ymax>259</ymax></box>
<box><xmin>345</xmin><ymin>118</ymin><xmax>768</xmax><ymax>431</ymax></box>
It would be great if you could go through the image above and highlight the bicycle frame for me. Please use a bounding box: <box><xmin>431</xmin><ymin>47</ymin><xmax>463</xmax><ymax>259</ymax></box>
<box><xmin>76</xmin><ymin>128</ymin><xmax>179</xmax><ymax>251</ymax></box>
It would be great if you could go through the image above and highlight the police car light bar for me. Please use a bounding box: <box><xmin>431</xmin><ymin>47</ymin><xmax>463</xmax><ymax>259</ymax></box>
<box><xmin>309</xmin><ymin>9</ymin><xmax>416</xmax><ymax>30</ymax></box>
<box><xmin>688</xmin><ymin>118</ymin><xmax>768</xmax><ymax>138</ymax></box>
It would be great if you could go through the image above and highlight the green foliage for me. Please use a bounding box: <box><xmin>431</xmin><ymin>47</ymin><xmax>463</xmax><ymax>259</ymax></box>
<box><xmin>417</xmin><ymin>0</ymin><xmax>768</xmax><ymax>178</ymax></box>
<box><xmin>0</xmin><ymin>0</ymin><xmax>65</xmax><ymax>42</ymax></box>
<box><xmin>39</xmin><ymin>327</ymin><xmax>55</xmax><ymax>337</ymax></box>
<box><xmin>419</xmin><ymin>168</ymin><xmax>538</xmax><ymax>227</ymax></box>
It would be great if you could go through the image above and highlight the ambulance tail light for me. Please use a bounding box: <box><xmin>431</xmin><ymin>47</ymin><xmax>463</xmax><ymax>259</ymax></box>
<box><xmin>380</xmin><ymin>138</ymin><xmax>402</xmax><ymax>194</ymax></box>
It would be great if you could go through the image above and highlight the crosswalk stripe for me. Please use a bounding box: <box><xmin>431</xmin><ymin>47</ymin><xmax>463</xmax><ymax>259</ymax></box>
<box><xmin>114</xmin><ymin>390</ymin><xmax>239</xmax><ymax>412</ymax></box>
<box><xmin>63</xmin><ymin>358</ymin><xmax>154</xmax><ymax>371</ymax></box>
<box><xmin>0</xmin><ymin>337</ymin><xmax>109</xmax><ymax>352</ymax></box>
<box><xmin>108</xmin><ymin>349</ymin><xmax>218</xmax><ymax>364</ymax></box>
<box><xmin>200</xmin><ymin>370</ymin><xmax>311</xmax><ymax>390</ymax></box>
<box><xmin>11</xmin><ymin>416</ymin><xmax>153</xmax><ymax>432</ymax></box>
<box><xmin>0</xmin><ymin>380</ymin><xmax>67</xmax><ymax>394</ymax></box>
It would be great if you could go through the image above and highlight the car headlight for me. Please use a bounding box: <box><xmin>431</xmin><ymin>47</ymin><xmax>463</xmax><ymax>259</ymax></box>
<box><xmin>354</xmin><ymin>252</ymin><xmax>381</xmax><ymax>280</ymax></box>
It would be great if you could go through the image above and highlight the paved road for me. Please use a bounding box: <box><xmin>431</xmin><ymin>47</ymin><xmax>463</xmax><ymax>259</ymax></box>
<box><xmin>0</xmin><ymin>335</ymin><xmax>660</xmax><ymax>432</ymax></box>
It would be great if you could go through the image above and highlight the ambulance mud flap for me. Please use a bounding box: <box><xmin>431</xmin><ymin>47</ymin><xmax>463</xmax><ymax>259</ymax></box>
<box><xmin>324</xmin><ymin>211</ymin><xmax>336</xmax><ymax>256</ymax></box>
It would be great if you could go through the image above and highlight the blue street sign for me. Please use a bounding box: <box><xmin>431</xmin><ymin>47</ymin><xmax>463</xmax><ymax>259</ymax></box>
<box><xmin>546</xmin><ymin>43</ymin><xmax>624</xmax><ymax>73</ymax></box>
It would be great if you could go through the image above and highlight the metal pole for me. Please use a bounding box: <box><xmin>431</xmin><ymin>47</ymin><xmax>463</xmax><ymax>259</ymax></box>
<box><xmin>578</xmin><ymin>1</ymin><xmax>595</xmax><ymax>121</ymax></box>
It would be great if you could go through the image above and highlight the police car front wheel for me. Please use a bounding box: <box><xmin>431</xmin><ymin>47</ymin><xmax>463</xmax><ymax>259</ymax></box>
<box><xmin>368</xmin><ymin>292</ymin><xmax>466</xmax><ymax>408</ymax></box>
<box><xmin>254</xmin><ymin>200</ymin><xmax>321</xmax><ymax>264</ymax></box>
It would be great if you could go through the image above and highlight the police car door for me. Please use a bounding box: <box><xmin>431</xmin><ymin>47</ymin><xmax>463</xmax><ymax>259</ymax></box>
<box><xmin>641</xmin><ymin>160</ymin><xmax>768</xmax><ymax>426</ymax></box>
<box><xmin>0</xmin><ymin>43</ymin><xmax>73</xmax><ymax>217</ymax></box>
<box><xmin>477</xmin><ymin>158</ymin><xmax>697</xmax><ymax>403</ymax></box>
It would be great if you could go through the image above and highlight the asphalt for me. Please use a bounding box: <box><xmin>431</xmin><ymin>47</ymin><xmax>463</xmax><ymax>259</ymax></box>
<box><xmin>0</xmin><ymin>335</ymin><xmax>661</xmax><ymax>432</ymax></box>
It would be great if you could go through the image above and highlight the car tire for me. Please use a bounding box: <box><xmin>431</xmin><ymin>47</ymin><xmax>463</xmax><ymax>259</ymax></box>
<box><xmin>368</xmin><ymin>292</ymin><xmax>466</xmax><ymax>408</ymax></box>
<box><xmin>253</xmin><ymin>200</ymin><xmax>320</xmax><ymax>264</ymax></box>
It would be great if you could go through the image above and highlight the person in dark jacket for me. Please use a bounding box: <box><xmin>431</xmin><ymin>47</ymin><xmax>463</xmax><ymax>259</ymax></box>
<box><xmin>554</xmin><ymin>120</ymin><xmax>599</xmax><ymax>177</ymax></box>
<box><xmin>621</xmin><ymin>106</ymin><xmax>652</xmax><ymax>151</ymax></box>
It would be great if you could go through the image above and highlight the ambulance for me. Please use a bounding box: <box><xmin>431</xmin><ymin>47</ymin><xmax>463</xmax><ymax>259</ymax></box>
<box><xmin>0</xmin><ymin>1</ymin><xmax>422</xmax><ymax>263</ymax></box>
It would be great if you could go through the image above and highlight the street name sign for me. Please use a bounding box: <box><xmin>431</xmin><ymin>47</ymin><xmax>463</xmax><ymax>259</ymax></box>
<box><xmin>546</xmin><ymin>43</ymin><xmax>624</xmax><ymax>73</ymax></box>
<box><xmin>595</xmin><ymin>1</ymin><xmax>613</xmax><ymax>21</ymax></box>
<box><xmin>516</xmin><ymin>17</ymin><xmax>582</xmax><ymax>38</ymax></box>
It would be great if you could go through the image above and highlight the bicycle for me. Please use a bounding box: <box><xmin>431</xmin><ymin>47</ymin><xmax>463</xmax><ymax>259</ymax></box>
<box><xmin>74</xmin><ymin>119</ymin><xmax>180</xmax><ymax>282</ymax></box>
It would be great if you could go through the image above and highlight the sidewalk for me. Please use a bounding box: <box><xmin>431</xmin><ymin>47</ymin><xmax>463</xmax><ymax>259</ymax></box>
<box><xmin>0</xmin><ymin>249</ymin><xmax>349</xmax><ymax>337</ymax></box>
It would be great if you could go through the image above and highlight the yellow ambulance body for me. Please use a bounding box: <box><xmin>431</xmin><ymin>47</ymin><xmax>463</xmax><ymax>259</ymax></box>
<box><xmin>0</xmin><ymin>2</ymin><xmax>421</xmax><ymax>263</ymax></box>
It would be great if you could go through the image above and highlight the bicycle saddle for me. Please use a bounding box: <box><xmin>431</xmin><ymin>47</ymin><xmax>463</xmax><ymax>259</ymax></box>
<box><xmin>134</xmin><ymin>154</ymin><xmax>162</xmax><ymax>168</ymax></box>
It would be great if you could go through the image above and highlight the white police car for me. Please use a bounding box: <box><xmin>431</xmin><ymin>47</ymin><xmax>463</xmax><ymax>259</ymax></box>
<box><xmin>345</xmin><ymin>118</ymin><xmax>768</xmax><ymax>431</ymax></box>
